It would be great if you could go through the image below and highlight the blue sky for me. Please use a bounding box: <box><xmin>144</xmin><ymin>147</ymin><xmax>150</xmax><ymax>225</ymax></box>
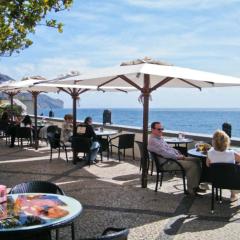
<box><xmin>1</xmin><ymin>0</ymin><xmax>240</xmax><ymax>108</ymax></box>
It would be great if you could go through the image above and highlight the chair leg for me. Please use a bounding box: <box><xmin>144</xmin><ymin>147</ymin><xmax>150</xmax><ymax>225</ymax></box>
<box><xmin>56</xmin><ymin>229</ymin><xmax>59</xmax><ymax>240</ymax></box>
<box><xmin>71</xmin><ymin>222</ymin><xmax>75</xmax><ymax>240</ymax></box>
<box><xmin>215</xmin><ymin>188</ymin><xmax>219</xmax><ymax>201</ymax></box>
<box><xmin>65</xmin><ymin>147</ymin><xmax>68</xmax><ymax>162</ymax></box>
<box><xmin>151</xmin><ymin>160</ymin><xmax>154</xmax><ymax>176</ymax></box>
<box><xmin>118</xmin><ymin>150</ymin><xmax>121</xmax><ymax>161</ymax></box>
<box><xmin>160</xmin><ymin>172</ymin><xmax>164</xmax><ymax>187</ymax></box>
<box><xmin>182</xmin><ymin>172</ymin><xmax>187</xmax><ymax>194</ymax></box>
<box><xmin>220</xmin><ymin>188</ymin><xmax>222</xmax><ymax>203</ymax></box>
<box><xmin>211</xmin><ymin>185</ymin><xmax>215</xmax><ymax>213</ymax></box>
<box><xmin>123</xmin><ymin>149</ymin><xmax>126</xmax><ymax>158</ymax></box>
<box><xmin>58</xmin><ymin>147</ymin><xmax>60</xmax><ymax>159</ymax></box>
<box><xmin>155</xmin><ymin>172</ymin><xmax>159</xmax><ymax>192</ymax></box>
<box><xmin>132</xmin><ymin>148</ymin><xmax>135</xmax><ymax>160</ymax></box>
<box><xmin>50</xmin><ymin>147</ymin><xmax>53</xmax><ymax>161</ymax></box>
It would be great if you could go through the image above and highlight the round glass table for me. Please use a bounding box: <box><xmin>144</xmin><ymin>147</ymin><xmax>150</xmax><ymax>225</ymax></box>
<box><xmin>0</xmin><ymin>193</ymin><xmax>82</xmax><ymax>239</ymax></box>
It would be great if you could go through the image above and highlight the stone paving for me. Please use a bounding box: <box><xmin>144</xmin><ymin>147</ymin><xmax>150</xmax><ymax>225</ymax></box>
<box><xmin>0</xmin><ymin>140</ymin><xmax>240</xmax><ymax>239</ymax></box>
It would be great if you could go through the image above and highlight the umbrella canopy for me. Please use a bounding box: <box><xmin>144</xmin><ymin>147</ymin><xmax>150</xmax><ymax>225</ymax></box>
<box><xmin>0</xmin><ymin>76</ymin><xmax>135</xmax><ymax>154</ymax></box>
<box><xmin>51</xmin><ymin>62</ymin><xmax>240</xmax><ymax>89</ymax></box>
<box><xmin>49</xmin><ymin>58</ymin><xmax>240</xmax><ymax>187</ymax></box>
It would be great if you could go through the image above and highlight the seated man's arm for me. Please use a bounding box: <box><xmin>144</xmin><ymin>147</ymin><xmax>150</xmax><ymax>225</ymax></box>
<box><xmin>148</xmin><ymin>137</ymin><xmax>179</xmax><ymax>160</ymax></box>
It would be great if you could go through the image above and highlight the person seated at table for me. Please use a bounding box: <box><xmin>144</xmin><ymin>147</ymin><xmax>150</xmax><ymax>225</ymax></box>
<box><xmin>21</xmin><ymin>115</ymin><xmax>32</xmax><ymax>127</ymax></box>
<box><xmin>60</xmin><ymin>114</ymin><xmax>73</xmax><ymax>146</ymax></box>
<box><xmin>1</xmin><ymin>110</ymin><xmax>10</xmax><ymax>123</ymax></box>
<box><xmin>9</xmin><ymin>115</ymin><xmax>32</xmax><ymax>148</ymax></box>
<box><xmin>148</xmin><ymin>121</ymin><xmax>202</xmax><ymax>196</ymax></box>
<box><xmin>80</xmin><ymin>116</ymin><xmax>100</xmax><ymax>164</ymax></box>
<box><xmin>206</xmin><ymin>130</ymin><xmax>240</xmax><ymax>202</ymax></box>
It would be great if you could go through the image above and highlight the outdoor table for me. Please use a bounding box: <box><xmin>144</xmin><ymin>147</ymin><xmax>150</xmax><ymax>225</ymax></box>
<box><xmin>165</xmin><ymin>137</ymin><xmax>193</xmax><ymax>155</ymax></box>
<box><xmin>0</xmin><ymin>193</ymin><xmax>82</xmax><ymax>240</ymax></box>
<box><xmin>95</xmin><ymin>129</ymin><xmax>118</xmax><ymax>137</ymax></box>
<box><xmin>187</xmin><ymin>148</ymin><xmax>210</xmax><ymax>182</ymax></box>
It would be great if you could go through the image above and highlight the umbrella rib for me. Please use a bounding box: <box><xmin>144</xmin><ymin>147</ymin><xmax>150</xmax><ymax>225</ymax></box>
<box><xmin>3</xmin><ymin>91</ymin><xmax>20</xmax><ymax>96</ymax></box>
<box><xmin>97</xmin><ymin>76</ymin><xmax>120</xmax><ymax>88</ymax></box>
<box><xmin>150</xmin><ymin>77</ymin><xmax>174</xmax><ymax>92</ymax></box>
<box><xmin>178</xmin><ymin>78</ymin><xmax>202</xmax><ymax>91</ymax></box>
<box><xmin>115</xmin><ymin>88</ymin><xmax>128</xmax><ymax>93</ymax></box>
<box><xmin>79</xmin><ymin>89</ymin><xmax>90</xmax><ymax>94</ymax></box>
<box><xmin>119</xmin><ymin>75</ymin><xmax>142</xmax><ymax>91</ymax></box>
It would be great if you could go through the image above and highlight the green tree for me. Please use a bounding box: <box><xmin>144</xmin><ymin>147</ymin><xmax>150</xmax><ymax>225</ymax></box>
<box><xmin>0</xmin><ymin>0</ymin><xmax>73</xmax><ymax>56</ymax></box>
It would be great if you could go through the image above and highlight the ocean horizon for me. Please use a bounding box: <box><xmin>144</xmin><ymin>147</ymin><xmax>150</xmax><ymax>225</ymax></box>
<box><xmin>39</xmin><ymin>108</ymin><xmax>240</xmax><ymax>138</ymax></box>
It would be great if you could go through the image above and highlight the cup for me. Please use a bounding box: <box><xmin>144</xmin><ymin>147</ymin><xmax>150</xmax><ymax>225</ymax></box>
<box><xmin>178</xmin><ymin>133</ymin><xmax>183</xmax><ymax>139</ymax></box>
<box><xmin>0</xmin><ymin>185</ymin><xmax>7</xmax><ymax>203</ymax></box>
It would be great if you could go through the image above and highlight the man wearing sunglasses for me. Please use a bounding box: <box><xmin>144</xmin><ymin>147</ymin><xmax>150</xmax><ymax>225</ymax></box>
<box><xmin>148</xmin><ymin>121</ymin><xmax>202</xmax><ymax>195</ymax></box>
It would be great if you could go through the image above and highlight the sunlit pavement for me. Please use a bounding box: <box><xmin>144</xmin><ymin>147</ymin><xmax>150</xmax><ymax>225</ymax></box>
<box><xmin>0</xmin><ymin>139</ymin><xmax>240</xmax><ymax>240</ymax></box>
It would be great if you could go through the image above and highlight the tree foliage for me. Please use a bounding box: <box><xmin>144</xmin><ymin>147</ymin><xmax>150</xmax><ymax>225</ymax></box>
<box><xmin>0</xmin><ymin>0</ymin><xmax>73</xmax><ymax>56</ymax></box>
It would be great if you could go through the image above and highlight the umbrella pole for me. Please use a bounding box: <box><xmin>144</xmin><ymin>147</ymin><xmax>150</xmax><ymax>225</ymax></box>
<box><xmin>72</xmin><ymin>89</ymin><xmax>78</xmax><ymax>164</ymax></box>
<box><xmin>32</xmin><ymin>92</ymin><xmax>39</xmax><ymax>150</ymax></box>
<box><xmin>10</xmin><ymin>93</ymin><xmax>14</xmax><ymax>122</ymax></box>
<box><xmin>141</xmin><ymin>74</ymin><xmax>150</xmax><ymax>188</ymax></box>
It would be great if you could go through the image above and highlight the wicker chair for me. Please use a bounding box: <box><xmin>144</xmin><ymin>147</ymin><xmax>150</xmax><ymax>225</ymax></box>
<box><xmin>149</xmin><ymin>151</ymin><xmax>187</xmax><ymax>193</ymax></box>
<box><xmin>109</xmin><ymin>134</ymin><xmax>135</xmax><ymax>161</ymax></box>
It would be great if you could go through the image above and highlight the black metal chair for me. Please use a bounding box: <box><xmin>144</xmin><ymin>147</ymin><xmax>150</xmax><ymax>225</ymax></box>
<box><xmin>9</xmin><ymin>180</ymin><xmax>75</xmax><ymax>240</ymax></box>
<box><xmin>109</xmin><ymin>134</ymin><xmax>135</xmax><ymax>161</ymax></box>
<box><xmin>135</xmin><ymin>141</ymin><xmax>153</xmax><ymax>175</ymax></box>
<box><xmin>15</xmin><ymin>127</ymin><xmax>32</xmax><ymax>148</ymax></box>
<box><xmin>0</xmin><ymin>121</ymin><xmax>10</xmax><ymax>144</ymax></box>
<box><xmin>78</xmin><ymin>227</ymin><xmax>129</xmax><ymax>240</ymax></box>
<box><xmin>149</xmin><ymin>151</ymin><xmax>187</xmax><ymax>193</ymax></box>
<box><xmin>71</xmin><ymin>136</ymin><xmax>92</xmax><ymax>166</ymax></box>
<box><xmin>210</xmin><ymin>163</ymin><xmax>240</xmax><ymax>213</ymax></box>
<box><xmin>47</xmin><ymin>129</ymin><xmax>69</xmax><ymax>162</ymax></box>
<box><xmin>47</xmin><ymin>125</ymin><xmax>59</xmax><ymax>135</ymax></box>
<box><xmin>98</xmin><ymin>137</ymin><xmax>110</xmax><ymax>161</ymax></box>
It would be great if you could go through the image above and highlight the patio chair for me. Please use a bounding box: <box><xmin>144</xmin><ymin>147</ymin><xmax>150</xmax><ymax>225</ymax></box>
<box><xmin>71</xmin><ymin>136</ymin><xmax>92</xmax><ymax>166</ymax></box>
<box><xmin>135</xmin><ymin>141</ymin><xmax>153</xmax><ymax>175</ymax></box>
<box><xmin>9</xmin><ymin>180</ymin><xmax>75</xmax><ymax>240</ymax></box>
<box><xmin>0</xmin><ymin>120</ymin><xmax>10</xmax><ymax>144</ymax></box>
<box><xmin>15</xmin><ymin>127</ymin><xmax>32</xmax><ymax>148</ymax></box>
<box><xmin>98</xmin><ymin>137</ymin><xmax>110</xmax><ymax>161</ymax></box>
<box><xmin>47</xmin><ymin>129</ymin><xmax>69</xmax><ymax>162</ymax></box>
<box><xmin>149</xmin><ymin>151</ymin><xmax>187</xmax><ymax>194</ymax></box>
<box><xmin>210</xmin><ymin>163</ymin><xmax>240</xmax><ymax>213</ymax></box>
<box><xmin>78</xmin><ymin>227</ymin><xmax>129</xmax><ymax>240</ymax></box>
<box><xmin>109</xmin><ymin>133</ymin><xmax>135</xmax><ymax>161</ymax></box>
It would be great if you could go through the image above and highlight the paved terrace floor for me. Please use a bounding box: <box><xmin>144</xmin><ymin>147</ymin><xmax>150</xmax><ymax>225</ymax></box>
<box><xmin>0</xmin><ymin>140</ymin><xmax>240</xmax><ymax>240</ymax></box>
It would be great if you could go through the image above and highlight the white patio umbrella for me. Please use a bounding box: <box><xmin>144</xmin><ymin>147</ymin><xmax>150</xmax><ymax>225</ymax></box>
<box><xmin>1</xmin><ymin>77</ymin><xmax>135</xmax><ymax>158</ymax></box>
<box><xmin>47</xmin><ymin>57</ymin><xmax>240</xmax><ymax>187</ymax></box>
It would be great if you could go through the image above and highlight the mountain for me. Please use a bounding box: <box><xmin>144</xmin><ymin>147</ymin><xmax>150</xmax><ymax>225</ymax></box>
<box><xmin>17</xmin><ymin>93</ymin><xmax>64</xmax><ymax>109</ymax></box>
<box><xmin>0</xmin><ymin>74</ymin><xmax>63</xmax><ymax>108</ymax></box>
<box><xmin>0</xmin><ymin>73</ymin><xmax>13</xmax><ymax>83</ymax></box>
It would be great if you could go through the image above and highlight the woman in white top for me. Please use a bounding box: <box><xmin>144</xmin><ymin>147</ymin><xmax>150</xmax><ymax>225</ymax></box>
<box><xmin>206</xmin><ymin>130</ymin><xmax>240</xmax><ymax>202</ymax></box>
<box><xmin>60</xmin><ymin>114</ymin><xmax>73</xmax><ymax>146</ymax></box>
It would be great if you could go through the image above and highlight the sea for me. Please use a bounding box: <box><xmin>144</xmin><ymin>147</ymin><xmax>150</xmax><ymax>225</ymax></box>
<box><xmin>38</xmin><ymin>108</ymin><xmax>240</xmax><ymax>138</ymax></box>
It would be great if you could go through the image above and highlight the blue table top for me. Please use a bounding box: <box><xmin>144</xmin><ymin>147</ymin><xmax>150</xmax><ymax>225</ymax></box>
<box><xmin>0</xmin><ymin>193</ymin><xmax>82</xmax><ymax>233</ymax></box>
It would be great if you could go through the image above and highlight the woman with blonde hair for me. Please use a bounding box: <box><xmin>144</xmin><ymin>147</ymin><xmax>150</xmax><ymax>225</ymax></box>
<box><xmin>207</xmin><ymin>130</ymin><xmax>240</xmax><ymax>202</ymax></box>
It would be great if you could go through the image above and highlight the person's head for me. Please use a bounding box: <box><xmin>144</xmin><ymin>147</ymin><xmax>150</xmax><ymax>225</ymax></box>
<box><xmin>212</xmin><ymin>130</ymin><xmax>230</xmax><ymax>152</ymax></box>
<box><xmin>84</xmin><ymin>116</ymin><xmax>92</xmax><ymax>125</ymax></box>
<box><xmin>22</xmin><ymin>115</ymin><xmax>32</xmax><ymax>125</ymax></box>
<box><xmin>64</xmin><ymin>114</ymin><xmax>73</xmax><ymax>122</ymax></box>
<box><xmin>151</xmin><ymin>121</ymin><xmax>164</xmax><ymax>137</ymax></box>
